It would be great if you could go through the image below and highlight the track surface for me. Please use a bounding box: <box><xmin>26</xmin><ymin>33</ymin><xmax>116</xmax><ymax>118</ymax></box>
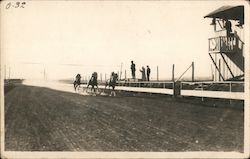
<box><xmin>5</xmin><ymin>85</ymin><xmax>243</xmax><ymax>151</ymax></box>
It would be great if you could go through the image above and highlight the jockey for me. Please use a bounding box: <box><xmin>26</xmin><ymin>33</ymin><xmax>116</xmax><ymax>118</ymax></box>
<box><xmin>104</xmin><ymin>72</ymin><xmax>118</xmax><ymax>96</ymax></box>
<box><xmin>92</xmin><ymin>72</ymin><xmax>98</xmax><ymax>85</ymax></box>
<box><xmin>74</xmin><ymin>73</ymin><xmax>81</xmax><ymax>91</ymax></box>
<box><xmin>110</xmin><ymin>72</ymin><xmax>118</xmax><ymax>90</ymax></box>
<box><xmin>110</xmin><ymin>72</ymin><xmax>118</xmax><ymax>96</ymax></box>
<box><xmin>110</xmin><ymin>72</ymin><xmax>115</xmax><ymax>82</ymax></box>
<box><xmin>87</xmin><ymin>72</ymin><xmax>98</xmax><ymax>90</ymax></box>
<box><xmin>75</xmin><ymin>74</ymin><xmax>81</xmax><ymax>85</ymax></box>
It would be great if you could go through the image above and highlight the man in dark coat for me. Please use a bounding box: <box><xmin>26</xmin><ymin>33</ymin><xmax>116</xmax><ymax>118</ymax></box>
<box><xmin>146</xmin><ymin>65</ymin><xmax>151</xmax><ymax>81</ymax></box>
<box><xmin>225</xmin><ymin>19</ymin><xmax>232</xmax><ymax>37</ymax></box>
<box><xmin>131</xmin><ymin>61</ymin><xmax>136</xmax><ymax>79</ymax></box>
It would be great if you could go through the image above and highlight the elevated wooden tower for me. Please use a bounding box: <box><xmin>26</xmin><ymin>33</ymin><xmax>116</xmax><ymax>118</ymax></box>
<box><xmin>204</xmin><ymin>6</ymin><xmax>244</xmax><ymax>81</ymax></box>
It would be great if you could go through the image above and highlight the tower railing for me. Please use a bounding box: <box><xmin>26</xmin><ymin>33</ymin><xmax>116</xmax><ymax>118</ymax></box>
<box><xmin>208</xmin><ymin>35</ymin><xmax>244</xmax><ymax>53</ymax></box>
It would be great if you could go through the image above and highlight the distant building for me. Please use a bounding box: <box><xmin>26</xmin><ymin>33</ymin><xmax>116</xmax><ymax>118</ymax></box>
<box><xmin>204</xmin><ymin>6</ymin><xmax>245</xmax><ymax>81</ymax></box>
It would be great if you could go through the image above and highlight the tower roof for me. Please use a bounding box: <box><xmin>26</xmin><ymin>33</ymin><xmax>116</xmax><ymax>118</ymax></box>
<box><xmin>204</xmin><ymin>5</ymin><xmax>244</xmax><ymax>22</ymax></box>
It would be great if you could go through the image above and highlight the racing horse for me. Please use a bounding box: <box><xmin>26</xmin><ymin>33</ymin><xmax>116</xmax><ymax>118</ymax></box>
<box><xmin>87</xmin><ymin>72</ymin><xmax>99</xmax><ymax>94</ymax></box>
<box><xmin>73</xmin><ymin>74</ymin><xmax>81</xmax><ymax>91</ymax></box>
<box><xmin>105</xmin><ymin>72</ymin><xmax>118</xmax><ymax>96</ymax></box>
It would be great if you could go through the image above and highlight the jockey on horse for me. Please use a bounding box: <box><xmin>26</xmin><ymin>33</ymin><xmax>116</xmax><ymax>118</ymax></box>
<box><xmin>73</xmin><ymin>74</ymin><xmax>81</xmax><ymax>91</ymax></box>
<box><xmin>105</xmin><ymin>72</ymin><xmax>118</xmax><ymax>96</ymax></box>
<box><xmin>87</xmin><ymin>72</ymin><xmax>98</xmax><ymax>92</ymax></box>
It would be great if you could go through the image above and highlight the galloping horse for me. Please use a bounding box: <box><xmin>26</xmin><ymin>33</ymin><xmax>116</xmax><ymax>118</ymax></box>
<box><xmin>87</xmin><ymin>72</ymin><xmax>99</xmax><ymax>93</ymax></box>
<box><xmin>73</xmin><ymin>74</ymin><xmax>81</xmax><ymax>91</ymax></box>
<box><xmin>105</xmin><ymin>72</ymin><xmax>118</xmax><ymax>96</ymax></box>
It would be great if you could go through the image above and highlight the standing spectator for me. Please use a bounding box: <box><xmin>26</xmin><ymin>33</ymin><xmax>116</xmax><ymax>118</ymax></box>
<box><xmin>140</xmin><ymin>66</ymin><xmax>146</xmax><ymax>81</ymax></box>
<box><xmin>225</xmin><ymin>19</ymin><xmax>232</xmax><ymax>37</ymax></box>
<box><xmin>147</xmin><ymin>65</ymin><xmax>151</xmax><ymax>81</ymax></box>
<box><xmin>131</xmin><ymin>61</ymin><xmax>136</xmax><ymax>79</ymax></box>
<box><xmin>225</xmin><ymin>19</ymin><xmax>233</xmax><ymax>49</ymax></box>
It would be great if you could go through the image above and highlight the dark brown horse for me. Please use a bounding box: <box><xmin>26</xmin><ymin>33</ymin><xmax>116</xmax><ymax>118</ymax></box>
<box><xmin>73</xmin><ymin>74</ymin><xmax>81</xmax><ymax>91</ymax></box>
<box><xmin>87</xmin><ymin>72</ymin><xmax>98</xmax><ymax>93</ymax></box>
<box><xmin>105</xmin><ymin>72</ymin><xmax>118</xmax><ymax>96</ymax></box>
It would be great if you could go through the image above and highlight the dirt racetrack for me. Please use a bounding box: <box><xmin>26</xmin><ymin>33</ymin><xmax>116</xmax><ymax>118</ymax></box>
<box><xmin>5</xmin><ymin>84</ymin><xmax>243</xmax><ymax>152</ymax></box>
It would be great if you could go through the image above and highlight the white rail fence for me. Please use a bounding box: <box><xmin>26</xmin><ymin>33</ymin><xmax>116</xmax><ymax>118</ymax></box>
<box><xmin>96</xmin><ymin>81</ymin><xmax>244</xmax><ymax>100</ymax></box>
<box><xmin>180</xmin><ymin>81</ymin><xmax>244</xmax><ymax>100</ymax></box>
<box><xmin>6</xmin><ymin>79</ymin><xmax>244</xmax><ymax>100</ymax></box>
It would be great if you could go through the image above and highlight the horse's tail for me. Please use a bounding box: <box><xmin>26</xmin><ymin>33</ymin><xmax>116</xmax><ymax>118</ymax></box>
<box><xmin>73</xmin><ymin>81</ymin><xmax>76</xmax><ymax>91</ymax></box>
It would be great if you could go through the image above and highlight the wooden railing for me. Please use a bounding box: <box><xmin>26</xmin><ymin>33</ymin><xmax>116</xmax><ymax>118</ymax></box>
<box><xmin>208</xmin><ymin>35</ymin><xmax>244</xmax><ymax>53</ymax></box>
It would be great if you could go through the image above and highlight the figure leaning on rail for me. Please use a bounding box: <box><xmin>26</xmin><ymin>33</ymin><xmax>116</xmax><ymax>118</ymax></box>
<box><xmin>105</xmin><ymin>72</ymin><xmax>119</xmax><ymax>96</ymax></box>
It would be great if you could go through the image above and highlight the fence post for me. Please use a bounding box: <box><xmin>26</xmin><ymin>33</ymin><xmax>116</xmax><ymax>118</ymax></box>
<box><xmin>192</xmin><ymin>62</ymin><xmax>194</xmax><ymax>82</ymax></box>
<box><xmin>173</xmin><ymin>81</ymin><xmax>181</xmax><ymax>97</ymax></box>
<box><xmin>125</xmin><ymin>70</ymin><xmax>127</xmax><ymax>80</ymax></box>
<box><xmin>180</xmin><ymin>82</ymin><xmax>182</xmax><ymax>92</ymax></box>
<box><xmin>157</xmin><ymin>66</ymin><xmax>159</xmax><ymax>81</ymax></box>
<box><xmin>201</xmin><ymin>82</ymin><xmax>204</xmax><ymax>101</ymax></box>
<box><xmin>172</xmin><ymin>82</ymin><xmax>175</xmax><ymax>97</ymax></box>
<box><xmin>120</xmin><ymin>63</ymin><xmax>123</xmax><ymax>80</ymax></box>
<box><xmin>219</xmin><ymin>59</ymin><xmax>221</xmax><ymax>81</ymax></box>
<box><xmin>172</xmin><ymin>64</ymin><xmax>175</xmax><ymax>82</ymax></box>
<box><xmin>229</xmin><ymin>82</ymin><xmax>232</xmax><ymax>104</ymax></box>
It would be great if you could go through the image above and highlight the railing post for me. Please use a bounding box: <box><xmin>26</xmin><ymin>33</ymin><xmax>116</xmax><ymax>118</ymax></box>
<box><xmin>172</xmin><ymin>82</ymin><xmax>175</xmax><ymax>97</ymax></box>
<box><xmin>172</xmin><ymin>64</ymin><xmax>175</xmax><ymax>82</ymax></box>
<box><xmin>219</xmin><ymin>36</ymin><xmax>221</xmax><ymax>51</ymax></box>
<box><xmin>125</xmin><ymin>70</ymin><xmax>127</xmax><ymax>80</ymax></box>
<box><xmin>219</xmin><ymin>59</ymin><xmax>221</xmax><ymax>81</ymax></box>
<box><xmin>173</xmin><ymin>81</ymin><xmax>181</xmax><ymax>97</ymax></box>
<box><xmin>180</xmin><ymin>82</ymin><xmax>182</xmax><ymax>96</ymax></box>
<box><xmin>157</xmin><ymin>66</ymin><xmax>159</xmax><ymax>81</ymax></box>
<box><xmin>192</xmin><ymin>62</ymin><xmax>194</xmax><ymax>82</ymax></box>
<box><xmin>201</xmin><ymin>82</ymin><xmax>204</xmax><ymax>102</ymax></box>
<box><xmin>229</xmin><ymin>82</ymin><xmax>232</xmax><ymax>104</ymax></box>
<box><xmin>4</xmin><ymin>65</ymin><xmax>6</xmax><ymax>80</ymax></box>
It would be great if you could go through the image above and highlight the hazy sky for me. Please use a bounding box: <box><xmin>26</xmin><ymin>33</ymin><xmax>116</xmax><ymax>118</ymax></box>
<box><xmin>1</xmin><ymin>0</ymin><xmax>247</xmax><ymax>80</ymax></box>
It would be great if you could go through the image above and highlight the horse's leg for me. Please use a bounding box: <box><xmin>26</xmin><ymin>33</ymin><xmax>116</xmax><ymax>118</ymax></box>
<box><xmin>74</xmin><ymin>83</ymin><xmax>76</xmax><ymax>91</ymax></box>
<box><xmin>95</xmin><ymin>84</ymin><xmax>98</xmax><ymax>92</ymax></box>
<box><xmin>113</xmin><ymin>87</ymin><xmax>116</xmax><ymax>96</ymax></box>
<box><xmin>111</xmin><ymin>86</ymin><xmax>115</xmax><ymax>96</ymax></box>
<box><xmin>87</xmin><ymin>83</ymin><xmax>91</xmax><ymax>92</ymax></box>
